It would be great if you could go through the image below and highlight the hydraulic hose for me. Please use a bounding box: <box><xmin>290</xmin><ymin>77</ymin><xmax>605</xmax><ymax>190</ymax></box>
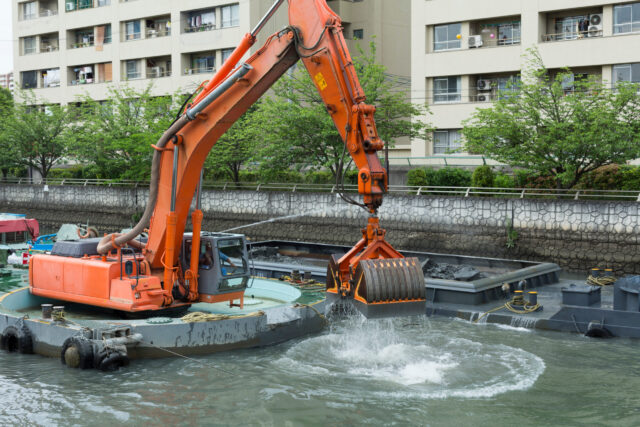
<box><xmin>97</xmin><ymin>115</ymin><xmax>190</xmax><ymax>254</ymax></box>
<box><xmin>97</xmin><ymin>62</ymin><xmax>253</xmax><ymax>255</ymax></box>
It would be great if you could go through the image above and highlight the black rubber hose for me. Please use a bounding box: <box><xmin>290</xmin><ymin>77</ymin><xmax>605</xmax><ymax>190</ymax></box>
<box><xmin>97</xmin><ymin>115</ymin><xmax>190</xmax><ymax>254</ymax></box>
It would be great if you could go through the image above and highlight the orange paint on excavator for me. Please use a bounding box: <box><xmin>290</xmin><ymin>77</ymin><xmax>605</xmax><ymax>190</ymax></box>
<box><xmin>29</xmin><ymin>0</ymin><xmax>425</xmax><ymax>316</ymax></box>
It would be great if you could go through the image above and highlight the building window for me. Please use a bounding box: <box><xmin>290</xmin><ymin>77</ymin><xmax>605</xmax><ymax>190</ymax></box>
<box><xmin>73</xmin><ymin>29</ymin><xmax>94</xmax><ymax>48</ymax></box>
<box><xmin>126</xmin><ymin>60</ymin><xmax>141</xmax><ymax>79</ymax></box>
<box><xmin>221</xmin><ymin>48</ymin><xmax>234</xmax><ymax>65</ymax></box>
<box><xmin>70</xmin><ymin>66</ymin><xmax>94</xmax><ymax>85</ymax></box>
<box><xmin>97</xmin><ymin>0</ymin><xmax>110</xmax><ymax>6</ymax></box>
<box><xmin>433</xmin><ymin>76</ymin><xmax>461</xmax><ymax>103</ymax></box>
<box><xmin>21</xmin><ymin>71</ymin><xmax>38</xmax><ymax>89</ymax></box>
<box><xmin>125</xmin><ymin>20</ymin><xmax>141</xmax><ymax>40</ymax></box>
<box><xmin>496</xmin><ymin>75</ymin><xmax>521</xmax><ymax>98</ymax></box>
<box><xmin>186</xmin><ymin>10</ymin><xmax>215</xmax><ymax>32</ymax></box>
<box><xmin>66</xmin><ymin>0</ymin><xmax>93</xmax><ymax>11</ymax></box>
<box><xmin>22</xmin><ymin>1</ymin><xmax>36</xmax><ymax>20</ymax></box>
<box><xmin>434</xmin><ymin>23</ymin><xmax>461</xmax><ymax>51</ymax></box>
<box><xmin>104</xmin><ymin>24</ymin><xmax>112</xmax><ymax>43</ymax></box>
<box><xmin>614</xmin><ymin>3</ymin><xmax>640</xmax><ymax>34</ymax></box>
<box><xmin>353</xmin><ymin>29</ymin><xmax>364</xmax><ymax>39</ymax></box>
<box><xmin>41</xmin><ymin>68</ymin><xmax>60</xmax><ymax>88</ymax></box>
<box><xmin>433</xmin><ymin>130</ymin><xmax>463</xmax><ymax>155</ymax></box>
<box><xmin>221</xmin><ymin>4</ymin><xmax>239</xmax><ymax>28</ymax></box>
<box><xmin>191</xmin><ymin>53</ymin><xmax>215</xmax><ymax>74</ymax></box>
<box><xmin>23</xmin><ymin>37</ymin><xmax>37</xmax><ymax>55</ymax></box>
<box><xmin>613</xmin><ymin>63</ymin><xmax>640</xmax><ymax>84</ymax></box>
<box><xmin>498</xmin><ymin>23</ymin><xmax>521</xmax><ymax>45</ymax></box>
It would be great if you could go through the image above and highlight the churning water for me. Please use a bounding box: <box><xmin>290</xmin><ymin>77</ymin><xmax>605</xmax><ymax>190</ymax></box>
<box><xmin>1</xmin><ymin>315</ymin><xmax>639</xmax><ymax>426</ymax></box>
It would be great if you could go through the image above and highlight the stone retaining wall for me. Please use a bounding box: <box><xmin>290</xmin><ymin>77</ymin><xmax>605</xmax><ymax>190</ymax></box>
<box><xmin>1</xmin><ymin>183</ymin><xmax>638</xmax><ymax>274</ymax></box>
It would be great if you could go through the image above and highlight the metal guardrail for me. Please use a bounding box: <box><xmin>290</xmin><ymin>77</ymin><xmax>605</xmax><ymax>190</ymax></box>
<box><xmin>4</xmin><ymin>177</ymin><xmax>640</xmax><ymax>201</ymax></box>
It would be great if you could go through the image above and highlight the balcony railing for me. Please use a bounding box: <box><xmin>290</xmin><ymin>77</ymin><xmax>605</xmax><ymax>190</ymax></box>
<box><xmin>40</xmin><ymin>44</ymin><xmax>60</xmax><ymax>53</ymax></box>
<box><xmin>124</xmin><ymin>72</ymin><xmax>142</xmax><ymax>80</ymax></box>
<box><xmin>184</xmin><ymin>67</ymin><xmax>215</xmax><ymax>75</ymax></box>
<box><xmin>70</xmin><ymin>41</ymin><xmax>94</xmax><ymax>49</ymax></box>
<box><xmin>39</xmin><ymin>9</ymin><xmax>58</xmax><ymax>17</ymax></box>
<box><xmin>184</xmin><ymin>23</ymin><xmax>216</xmax><ymax>33</ymax></box>
<box><xmin>123</xmin><ymin>32</ymin><xmax>142</xmax><ymax>41</ymax></box>
<box><xmin>146</xmin><ymin>28</ymin><xmax>171</xmax><ymax>38</ymax></box>
<box><xmin>70</xmin><ymin>78</ymin><xmax>94</xmax><ymax>86</ymax></box>
<box><xmin>542</xmin><ymin>30</ymin><xmax>603</xmax><ymax>42</ymax></box>
<box><xmin>147</xmin><ymin>69</ymin><xmax>172</xmax><ymax>79</ymax></box>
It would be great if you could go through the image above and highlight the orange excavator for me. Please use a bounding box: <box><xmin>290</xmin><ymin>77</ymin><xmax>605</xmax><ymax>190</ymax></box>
<box><xmin>29</xmin><ymin>0</ymin><xmax>426</xmax><ymax>318</ymax></box>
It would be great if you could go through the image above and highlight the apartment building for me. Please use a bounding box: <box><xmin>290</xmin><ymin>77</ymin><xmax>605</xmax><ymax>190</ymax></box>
<box><xmin>12</xmin><ymin>0</ymin><xmax>410</xmax><ymax>108</ymax></box>
<box><xmin>411</xmin><ymin>0</ymin><xmax>640</xmax><ymax>164</ymax></box>
<box><xmin>0</xmin><ymin>72</ymin><xmax>14</xmax><ymax>91</ymax></box>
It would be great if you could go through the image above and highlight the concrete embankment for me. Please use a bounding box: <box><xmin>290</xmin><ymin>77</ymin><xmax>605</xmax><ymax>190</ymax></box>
<box><xmin>1</xmin><ymin>183</ymin><xmax>638</xmax><ymax>274</ymax></box>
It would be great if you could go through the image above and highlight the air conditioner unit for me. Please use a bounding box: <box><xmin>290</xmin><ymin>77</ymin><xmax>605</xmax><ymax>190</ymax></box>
<box><xmin>588</xmin><ymin>14</ymin><xmax>603</xmax><ymax>37</ymax></box>
<box><xmin>468</xmin><ymin>35</ymin><xmax>483</xmax><ymax>48</ymax></box>
<box><xmin>477</xmin><ymin>79</ymin><xmax>493</xmax><ymax>91</ymax></box>
<box><xmin>477</xmin><ymin>94</ymin><xmax>492</xmax><ymax>102</ymax></box>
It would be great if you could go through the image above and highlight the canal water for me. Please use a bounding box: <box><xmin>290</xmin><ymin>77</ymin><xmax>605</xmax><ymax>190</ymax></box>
<box><xmin>1</xmin><ymin>278</ymin><xmax>639</xmax><ymax>425</ymax></box>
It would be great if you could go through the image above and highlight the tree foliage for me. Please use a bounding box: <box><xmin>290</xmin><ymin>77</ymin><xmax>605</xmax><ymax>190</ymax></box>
<box><xmin>3</xmin><ymin>91</ymin><xmax>77</xmax><ymax>178</ymax></box>
<box><xmin>0</xmin><ymin>88</ymin><xmax>15</xmax><ymax>178</ymax></box>
<box><xmin>252</xmin><ymin>41</ymin><xmax>431</xmax><ymax>179</ymax></box>
<box><xmin>204</xmin><ymin>104</ymin><xmax>260</xmax><ymax>184</ymax></box>
<box><xmin>75</xmin><ymin>85</ymin><xmax>178</xmax><ymax>180</ymax></box>
<box><xmin>463</xmin><ymin>49</ymin><xmax>640</xmax><ymax>189</ymax></box>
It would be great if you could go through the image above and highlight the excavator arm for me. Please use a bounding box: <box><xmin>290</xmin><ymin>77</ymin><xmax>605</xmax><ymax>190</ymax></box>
<box><xmin>35</xmin><ymin>0</ymin><xmax>425</xmax><ymax>317</ymax></box>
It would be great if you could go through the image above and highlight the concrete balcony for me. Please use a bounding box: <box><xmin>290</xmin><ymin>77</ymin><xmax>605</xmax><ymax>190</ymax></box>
<box><xmin>424</xmin><ymin>0</ymin><xmax>521</xmax><ymax>25</ymax></box>
<box><xmin>118</xmin><ymin>37</ymin><xmax>174</xmax><ymax>60</ymax></box>
<box><xmin>14</xmin><ymin>14</ymin><xmax>60</xmax><ymax>37</ymax></box>
<box><xmin>179</xmin><ymin>27</ymin><xmax>242</xmax><ymax>53</ymax></box>
<box><xmin>538</xmin><ymin>32</ymin><xmax>640</xmax><ymax>70</ymax></box>
<box><xmin>429</xmin><ymin>102</ymin><xmax>486</xmax><ymax>129</ymax></box>
<box><xmin>64</xmin><ymin>44</ymin><xmax>114</xmax><ymax>68</ymax></box>
<box><xmin>424</xmin><ymin>45</ymin><xmax>522</xmax><ymax>78</ymax></box>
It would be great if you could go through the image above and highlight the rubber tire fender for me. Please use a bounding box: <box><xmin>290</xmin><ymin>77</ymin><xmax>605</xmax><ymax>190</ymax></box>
<box><xmin>61</xmin><ymin>336</ymin><xmax>94</xmax><ymax>369</ymax></box>
<box><xmin>0</xmin><ymin>325</ymin><xmax>33</xmax><ymax>354</ymax></box>
<box><xmin>98</xmin><ymin>352</ymin><xmax>130</xmax><ymax>372</ymax></box>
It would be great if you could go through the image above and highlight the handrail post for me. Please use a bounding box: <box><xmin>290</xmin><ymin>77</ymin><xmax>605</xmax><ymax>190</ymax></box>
<box><xmin>417</xmin><ymin>186</ymin><xmax>423</xmax><ymax>196</ymax></box>
<box><xmin>465</xmin><ymin>187</ymin><xmax>471</xmax><ymax>197</ymax></box>
<box><xmin>574</xmin><ymin>191</ymin><xmax>580</xmax><ymax>201</ymax></box>
<box><xmin>520</xmin><ymin>189</ymin><xmax>526</xmax><ymax>199</ymax></box>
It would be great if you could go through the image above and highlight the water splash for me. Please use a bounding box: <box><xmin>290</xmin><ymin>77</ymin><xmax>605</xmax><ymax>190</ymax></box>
<box><xmin>274</xmin><ymin>316</ymin><xmax>545</xmax><ymax>400</ymax></box>
<box><xmin>219</xmin><ymin>213</ymin><xmax>308</xmax><ymax>233</ymax></box>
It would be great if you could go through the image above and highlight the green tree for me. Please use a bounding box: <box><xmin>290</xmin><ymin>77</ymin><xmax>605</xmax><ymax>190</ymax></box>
<box><xmin>4</xmin><ymin>91</ymin><xmax>77</xmax><ymax>179</ymax></box>
<box><xmin>204</xmin><ymin>104</ymin><xmax>260</xmax><ymax>184</ymax></box>
<box><xmin>0</xmin><ymin>88</ymin><xmax>16</xmax><ymax>178</ymax></box>
<box><xmin>463</xmin><ymin>49</ymin><xmax>640</xmax><ymax>189</ymax></box>
<box><xmin>253</xmin><ymin>41</ymin><xmax>431</xmax><ymax>179</ymax></box>
<box><xmin>75</xmin><ymin>85</ymin><xmax>178</xmax><ymax>180</ymax></box>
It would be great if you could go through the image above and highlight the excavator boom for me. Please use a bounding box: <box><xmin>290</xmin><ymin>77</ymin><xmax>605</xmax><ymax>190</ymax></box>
<box><xmin>29</xmin><ymin>0</ymin><xmax>425</xmax><ymax>317</ymax></box>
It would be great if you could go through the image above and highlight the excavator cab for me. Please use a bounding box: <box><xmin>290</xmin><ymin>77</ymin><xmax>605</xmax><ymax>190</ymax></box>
<box><xmin>181</xmin><ymin>232</ymin><xmax>249</xmax><ymax>305</ymax></box>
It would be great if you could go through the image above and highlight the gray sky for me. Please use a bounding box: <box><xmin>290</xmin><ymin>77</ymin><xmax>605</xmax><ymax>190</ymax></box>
<box><xmin>0</xmin><ymin>1</ymin><xmax>13</xmax><ymax>74</ymax></box>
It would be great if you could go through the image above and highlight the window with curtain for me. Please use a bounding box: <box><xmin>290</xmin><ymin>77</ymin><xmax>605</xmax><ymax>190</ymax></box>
<box><xmin>23</xmin><ymin>37</ymin><xmax>36</xmax><ymax>55</ymax></box>
<box><xmin>221</xmin><ymin>48</ymin><xmax>234</xmax><ymax>65</ymax></box>
<box><xmin>433</xmin><ymin>76</ymin><xmax>462</xmax><ymax>103</ymax></box>
<box><xmin>126</xmin><ymin>60</ymin><xmax>140</xmax><ymax>79</ymax></box>
<box><xmin>221</xmin><ymin>4</ymin><xmax>239</xmax><ymax>28</ymax></box>
<box><xmin>434</xmin><ymin>23</ymin><xmax>461</xmax><ymax>51</ymax></box>
<box><xmin>125</xmin><ymin>21</ymin><xmax>141</xmax><ymax>40</ymax></box>
<box><xmin>433</xmin><ymin>130</ymin><xmax>463</xmax><ymax>155</ymax></box>
<box><xmin>613</xmin><ymin>63</ymin><xmax>640</xmax><ymax>84</ymax></box>
<box><xmin>22</xmin><ymin>2</ymin><xmax>36</xmax><ymax>20</ymax></box>
<box><xmin>614</xmin><ymin>3</ymin><xmax>640</xmax><ymax>34</ymax></box>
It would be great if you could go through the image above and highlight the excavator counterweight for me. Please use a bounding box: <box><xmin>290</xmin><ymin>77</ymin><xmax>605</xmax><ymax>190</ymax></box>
<box><xmin>28</xmin><ymin>0</ymin><xmax>425</xmax><ymax>319</ymax></box>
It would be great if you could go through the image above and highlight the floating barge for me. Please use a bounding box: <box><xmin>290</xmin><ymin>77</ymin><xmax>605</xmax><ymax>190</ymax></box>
<box><xmin>1</xmin><ymin>239</ymin><xmax>637</xmax><ymax>371</ymax></box>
